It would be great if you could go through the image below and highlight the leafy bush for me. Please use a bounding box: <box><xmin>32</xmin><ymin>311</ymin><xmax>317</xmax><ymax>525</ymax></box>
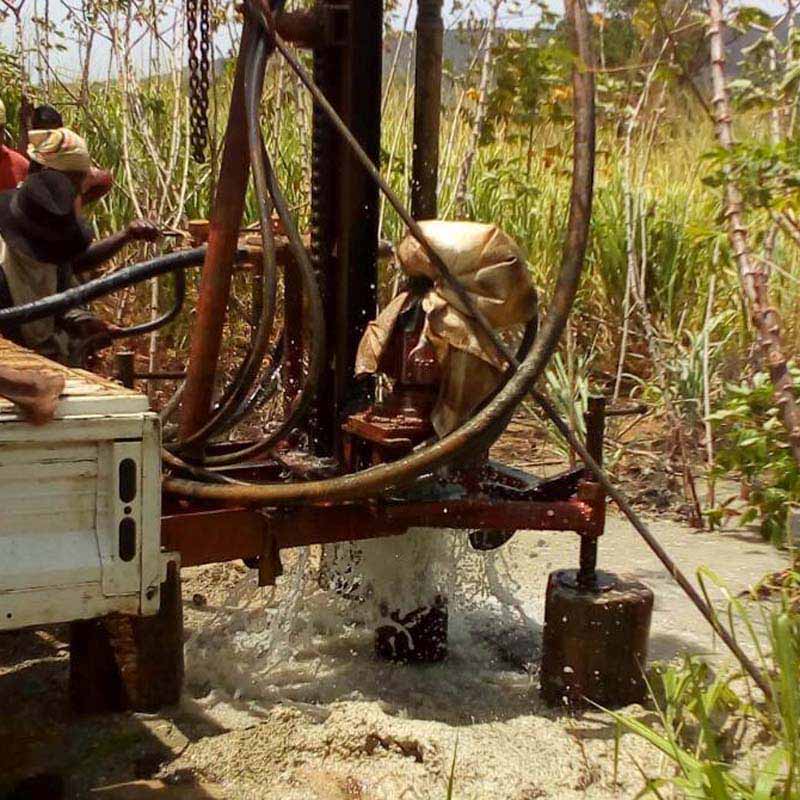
<box><xmin>708</xmin><ymin>371</ymin><xmax>800</xmax><ymax>545</ymax></box>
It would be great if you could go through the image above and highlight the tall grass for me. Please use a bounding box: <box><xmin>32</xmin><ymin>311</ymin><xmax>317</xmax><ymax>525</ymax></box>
<box><xmin>4</xmin><ymin>41</ymin><xmax>800</xmax><ymax>465</ymax></box>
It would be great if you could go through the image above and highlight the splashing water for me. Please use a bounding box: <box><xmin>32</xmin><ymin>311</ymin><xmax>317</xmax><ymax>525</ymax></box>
<box><xmin>185</xmin><ymin>528</ymin><xmax>540</xmax><ymax>714</ymax></box>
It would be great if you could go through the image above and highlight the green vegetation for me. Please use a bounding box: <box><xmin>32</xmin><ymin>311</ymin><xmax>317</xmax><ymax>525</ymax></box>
<box><xmin>710</xmin><ymin>371</ymin><xmax>800</xmax><ymax>545</ymax></box>
<box><xmin>613</xmin><ymin>576</ymin><xmax>800</xmax><ymax>799</ymax></box>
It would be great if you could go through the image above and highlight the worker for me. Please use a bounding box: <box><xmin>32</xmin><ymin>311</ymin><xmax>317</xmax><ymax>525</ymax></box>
<box><xmin>27</xmin><ymin>125</ymin><xmax>113</xmax><ymax>207</ymax></box>
<box><xmin>0</xmin><ymin>169</ymin><xmax>160</xmax><ymax>364</ymax></box>
<box><xmin>0</xmin><ymin>98</ymin><xmax>29</xmax><ymax>192</ymax></box>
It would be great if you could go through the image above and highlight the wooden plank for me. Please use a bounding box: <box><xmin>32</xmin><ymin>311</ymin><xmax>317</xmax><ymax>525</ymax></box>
<box><xmin>0</xmin><ymin>336</ymin><xmax>148</xmax><ymax>418</ymax></box>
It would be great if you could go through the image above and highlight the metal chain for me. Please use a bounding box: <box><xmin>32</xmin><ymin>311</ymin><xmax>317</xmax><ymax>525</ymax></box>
<box><xmin>187</xmin><ymin>0</ymin><xmax>210</xmax><ymax>163</ymax></box>
<box><xmin>198</xmin><ymin>0</ymin><xmax>211</xmax><ymax>155</ymax></box>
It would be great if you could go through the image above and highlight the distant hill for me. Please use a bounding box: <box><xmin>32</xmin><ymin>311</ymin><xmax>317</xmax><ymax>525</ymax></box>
<box><xmin>725</xmin><ymin>14</ymin><xmax>798</xmax><ymax>76</ymax></box>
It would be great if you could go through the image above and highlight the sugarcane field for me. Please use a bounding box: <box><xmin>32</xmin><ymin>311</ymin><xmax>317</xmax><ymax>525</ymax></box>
<box><xmin>0</xmin><ymin>0</ymin><xmax>799</xmax><ymax>797</ymax></box>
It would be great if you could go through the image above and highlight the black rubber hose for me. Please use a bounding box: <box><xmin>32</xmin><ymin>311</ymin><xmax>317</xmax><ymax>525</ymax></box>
<box><xmin>161</xmin><ymin>0</ymin><xmax>595</xmax><ymax>504</ymax></box>
<box><xmin>197</xmin><ymin>137</ymin><xmax>327</xmax><ymax>466</ymax></box>
<box><xmin>0</xmin><ymin>247</ymin><xmax>207</xmax><ymax>326</ymax></box>
<box><xmin>172</xmin><ymin>29</ymin><xmax>280</xmax><ymax>451</ymax></box>
<box><xmin>222</xmin><ymin>333</ymin><xmax>284</xmax><ymax>430</ymax></box>
<box><xmin>118</xmin><ymin>268</ymin><xmax>187</xmax><ymax>337</ymax></box>
<box><xmin>75</xmin><ymin>269</ymin><xmax>187</xmax><ymax>365</ymax></box>
<box><xmin>170</xmin><ymin>21</ymin><xmax>326</xmax><ymax>462</ymax></box>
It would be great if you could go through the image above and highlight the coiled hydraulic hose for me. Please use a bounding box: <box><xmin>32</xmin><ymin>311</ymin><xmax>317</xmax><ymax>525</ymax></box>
<box><xmin>170</xmin><ymin>26</ymin><xmax>327</xmax><ymax>463</ymax></box>
<box><xmin>162</xmin><ymin>0</ymin><xmax>595</xmax><ymax>504</ymax></box>
<box><xmin>0</xmin><ymin>247</ymin><xmax>208</xmax><ymax>326</ymax></box>
<box><xmin>172</xmin><ymin>29</ymin><xmax>280</xmax><ymax>451</ymax></box>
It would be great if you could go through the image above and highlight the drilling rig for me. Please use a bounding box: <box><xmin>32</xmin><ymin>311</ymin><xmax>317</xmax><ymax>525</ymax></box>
<box><xmin>0</xmin><ymin>0</ymin><xmax>657</xmax><ymax>713</ymax></box>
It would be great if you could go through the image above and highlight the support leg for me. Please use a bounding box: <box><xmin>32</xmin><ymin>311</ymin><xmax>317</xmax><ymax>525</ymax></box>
<box><xmin>541</xmin><ymin>393</ymin><xmax>653</xmax><ymax>707</ymax></box>
<box><xmin>540</xmin><ymin>570</ymin><xmax>653</xmax><ymax>707</ymax></box>
<box><xmin>70</xmin><ymin>561</ymin><xmax>184</xmax><ymax>714</ymax></box>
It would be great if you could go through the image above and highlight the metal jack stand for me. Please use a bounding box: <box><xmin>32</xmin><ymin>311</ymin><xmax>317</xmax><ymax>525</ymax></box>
<box><xmin>540</xmin><ymin>396</ymin><xmax>654</xmax><ymax>708</ymax></box>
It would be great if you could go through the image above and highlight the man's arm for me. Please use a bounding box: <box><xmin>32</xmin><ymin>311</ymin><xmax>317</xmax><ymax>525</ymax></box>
<box><xmin>58</xmin><ymin>268</ymin><xmax>121</xmax><ymax>341</ymax></box>
<box><xmin>73</xmin><ymin>219</ymin><xmax>162</xmax><ymax>273</ymax></box>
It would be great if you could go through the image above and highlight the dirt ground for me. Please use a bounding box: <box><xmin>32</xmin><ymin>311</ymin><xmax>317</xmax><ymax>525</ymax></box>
<box><xmin>0</xmin><ymin>502</ymin><xmax>786</xmax><ymax>799</ymax></box>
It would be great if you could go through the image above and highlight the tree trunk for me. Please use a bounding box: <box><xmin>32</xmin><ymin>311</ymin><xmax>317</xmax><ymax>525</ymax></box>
<box><xmin>707</xmin><ymin>0</ymin><xmax>800</xmax><ymax>465</ymax></box>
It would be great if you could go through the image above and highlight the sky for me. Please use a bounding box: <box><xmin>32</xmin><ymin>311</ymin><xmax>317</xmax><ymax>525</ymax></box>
<box><xmin>0</xmin><ymin>0</ymin><xmax>790</xmax><ymax>85</ymax></box>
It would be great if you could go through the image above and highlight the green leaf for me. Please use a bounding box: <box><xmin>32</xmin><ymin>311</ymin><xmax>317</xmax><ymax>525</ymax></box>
<box><xmin>752</xmin><ymin>746</ymin><xmax>787</xmax><ymax>800</ymax></box>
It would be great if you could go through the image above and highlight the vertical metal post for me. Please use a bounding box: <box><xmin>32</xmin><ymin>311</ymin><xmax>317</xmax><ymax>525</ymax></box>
<box><xmin>308</xmin><ymin>9</ymin><xmax>343</xmax><ymax>455</ymax></box>
<box><xmin>411</xmin><ymin>0</ymin><xmax>444</xmax><ymax>220</ymax></box>
<box><xmin>180</xmin><ymin>20</ymin><xmax>256</xmax><ymax>442</ymax></box>
<box><xmin>578</xmin><ymin>394</ymin><xmax>605</xmax><ymax>587</ymax></box>
<box><xmin>309</xmin><ymin>0</ymin><xmax>381</xmax><ymax>456</ymax></box>
<box><xmin>337</xmin><ymin>0</ymin><xmax>382</xmax><ymax>417</ymax></box>
<box><xmin>115</xmin><ymin>351</ymin><xmax>136</xmax><ymax>390</ymax></box>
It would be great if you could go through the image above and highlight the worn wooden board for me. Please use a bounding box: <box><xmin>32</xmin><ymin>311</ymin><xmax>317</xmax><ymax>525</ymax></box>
<box><xmin>0</xmin><ymin>337</ymin><xmax>148</xmax><ymax>418</ymax></box>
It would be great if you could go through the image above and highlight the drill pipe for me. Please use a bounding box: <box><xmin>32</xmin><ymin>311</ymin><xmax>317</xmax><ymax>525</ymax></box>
<box><xmin>171</xmin><ymin>28</ymin><xmax>327</xmax><ymax>463</ymax></box>
<box><xmin>179</xmin><ymin>18</ymin><xmax>260</xmax><ymax>441</ymax></box>
<box><xmin>173</xmin><ymin>27</ymin><xmax>281</xmax><ymax>450</ymax></box>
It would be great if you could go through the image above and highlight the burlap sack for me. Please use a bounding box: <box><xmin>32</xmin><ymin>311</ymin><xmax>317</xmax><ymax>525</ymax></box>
<box><xmin>355</xmin><ymin>221</ymin><xmax>537</xmax><ymax>435</ymax></box>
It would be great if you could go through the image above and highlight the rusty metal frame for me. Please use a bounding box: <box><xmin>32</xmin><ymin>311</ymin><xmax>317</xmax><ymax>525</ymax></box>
<box><xmin>162</xmin><ymin>486</ymin><xmax>605</xmax><ymax>575</ymax></box>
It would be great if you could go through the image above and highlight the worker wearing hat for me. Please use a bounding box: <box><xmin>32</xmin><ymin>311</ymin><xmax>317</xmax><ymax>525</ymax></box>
<box><xmin>0</xmin><ymin>98</ymin><xmax>29</xmax><ymax>192</ymax></box>
<box><xmin>0</xmin><ymin>161</ymin><xmax>161</xmax><ymax>364</ymax></box>
<box><xmin>27</xmin><ymin>125</ymin><xmax>116</xmax><ymax>213</ymax></box>
<box><xmin>25</xmin><ymin>127</ymin><xmax>159</xmax><ymax>273</ymax></box>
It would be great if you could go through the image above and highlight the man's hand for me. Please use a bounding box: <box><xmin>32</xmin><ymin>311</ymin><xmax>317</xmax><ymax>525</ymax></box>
<box><xmin>76</xmin><ymin>317</ymin><xmax>122</xmax><ymax>339</ymax></box>
<box><xmin>126</xmin><ymin>219</ymin><xmax>162</xmax><ymax>243</ymax></box>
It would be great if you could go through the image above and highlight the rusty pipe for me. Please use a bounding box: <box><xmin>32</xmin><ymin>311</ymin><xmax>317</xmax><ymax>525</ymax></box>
<box><xmin>275</xmin><ymin>8</ymin><xmax>321</xmax><ymax>48</ymax></box>
<box><xmin>175</xmin><ymin>29</ymin><xmax>280</xmax><ymax>450</ymax></box>
<box><xmin>411</xmin><ymin>0</ymin><xmax>444</xmax><ymax>220</ymax></box>
<box><xmin>176</xmin><ymin>30</ymin><xmax>327</xmax><ymax>466</ymax></box>
<box><xmin>179</xmin><ymin>19</ymin><xmax>259</xmax><ymax>442</ymax></box>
